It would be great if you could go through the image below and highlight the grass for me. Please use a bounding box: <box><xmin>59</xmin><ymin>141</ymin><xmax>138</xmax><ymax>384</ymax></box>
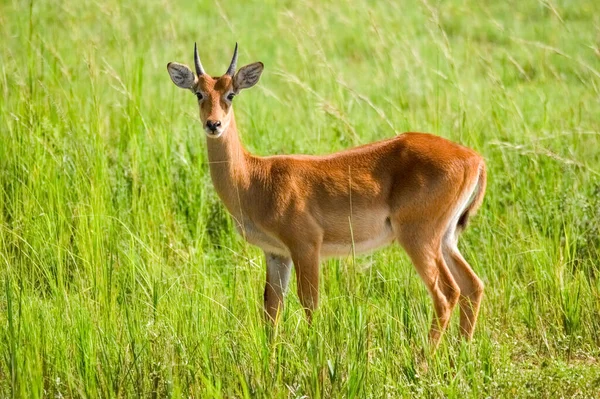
<box><xmin>1</xmin><ymin>0</ymin><xmax>600</xmax><ymax>397</ymax></box>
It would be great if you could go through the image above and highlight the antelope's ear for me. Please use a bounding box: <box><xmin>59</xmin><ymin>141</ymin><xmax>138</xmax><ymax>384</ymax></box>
<box><xmin>233</xmin><ymin>62</ymin><xmax>264</xmax><ymax>92</ymax></box>
<box><xmin>167</xmin><ymin>62</ymin><xmax>195</xmax><ymax>89</ymax></box>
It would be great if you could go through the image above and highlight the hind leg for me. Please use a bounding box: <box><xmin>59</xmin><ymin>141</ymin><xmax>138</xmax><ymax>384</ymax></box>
<box><xmin>399</xmin><ymin>230</ymin><xmax>461</xmax><ymax>349</ymax></box>
<box><xmin>442</xmin><ymin>239</ymin><xmax>484</xmax><ymax>339</ymax></box>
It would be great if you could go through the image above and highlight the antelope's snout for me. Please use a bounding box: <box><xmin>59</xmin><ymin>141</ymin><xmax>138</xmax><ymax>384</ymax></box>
<box><xmin>206</xmin><ymin>119</ymin><xmax>221</xmax><ymax>132</ymax></box>
<box><xmin>204</xmin><ymin>119</ymin><xmax>224</xmax><ymax>137</ymax></box>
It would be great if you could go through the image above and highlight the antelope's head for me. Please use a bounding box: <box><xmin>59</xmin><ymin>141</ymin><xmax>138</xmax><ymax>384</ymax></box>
<box><xmin>167</xmin><ymin>43</ymin><xmax>264</xmax><ymax>138</ymax></box>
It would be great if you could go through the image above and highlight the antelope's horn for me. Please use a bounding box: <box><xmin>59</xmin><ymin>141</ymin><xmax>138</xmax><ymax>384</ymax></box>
<box><xmin>194</xmin><ymin>42</ymin><xmax>205</xmax><ymax>76</ymax></box>
<box><xmin>225</xmin><ymin>42</ymin><xmax>238</xmax><ymax>76</ymax></box>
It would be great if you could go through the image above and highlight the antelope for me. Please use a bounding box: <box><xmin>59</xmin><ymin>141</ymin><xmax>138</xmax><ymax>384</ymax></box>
<box><xmin>167</xmin><ymin>43</ymin><xmax>487</xmax><ymax>347</ymax></box>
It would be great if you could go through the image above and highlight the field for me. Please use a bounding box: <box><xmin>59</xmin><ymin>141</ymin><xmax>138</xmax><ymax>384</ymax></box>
<box><xmin>1</xmin><ymin>0</ymin><xmax>600</xmax><ymax>397</ymax></box>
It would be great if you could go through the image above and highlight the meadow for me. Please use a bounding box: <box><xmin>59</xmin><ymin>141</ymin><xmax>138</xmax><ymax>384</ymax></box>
<box><xmin>1</xmin><ymin>0</ymin><xmax>599</xmax><ymax>397</ymax></box>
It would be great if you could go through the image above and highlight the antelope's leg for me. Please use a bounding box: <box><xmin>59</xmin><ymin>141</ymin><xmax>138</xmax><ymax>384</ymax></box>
<box><xmin>442</xmin><ymin>245</ymin><xmax>484</xmax><ymax>339</ymax></box>
<box><xmin>263</xmin><ymin>252</ymin><xmax>293</xmax><ymax>323</ymax></box>
<box><xmin>290</xmin><ymin>246</ymin><xmax>321</xmax><ymax>322</ymax></box>
<box><xmin>399</xmin><ymin>231</ymin><xmax>460</xmax><ymax>349</ymax></box>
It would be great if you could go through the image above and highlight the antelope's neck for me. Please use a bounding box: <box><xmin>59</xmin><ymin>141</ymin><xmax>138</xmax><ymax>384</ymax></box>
<box><xmin>205</xmin><ymin>113</ymin><xmax>251</xmax><ymax>218</ymax></box>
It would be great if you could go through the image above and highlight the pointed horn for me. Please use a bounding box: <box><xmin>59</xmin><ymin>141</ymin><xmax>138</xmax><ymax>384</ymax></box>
<box><xmin>225</xmin><ymin>42</ymin><xmax>238</xmax><ymax>76</ymax></box>
<box><xmin>194</xmin><ymin>42</ymin><xmax>205</xmax><ymax>76</ymax></box>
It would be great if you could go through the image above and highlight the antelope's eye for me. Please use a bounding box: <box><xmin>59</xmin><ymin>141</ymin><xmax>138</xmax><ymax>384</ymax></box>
<box><xmin>227</xmin><ymin>93</ymin><xmax>235</xmax><ymax>101</ymax></box>
<box><xmin>195</xmin><ymin>92</ymin><xmax>203</xmax><ymax>101</ymax></box>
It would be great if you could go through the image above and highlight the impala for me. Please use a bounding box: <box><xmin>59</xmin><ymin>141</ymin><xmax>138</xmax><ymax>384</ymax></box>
<box><xmin>167</xmin><ymin>43</ymin><xmax>487</xmax><ymax>347</ymax></box>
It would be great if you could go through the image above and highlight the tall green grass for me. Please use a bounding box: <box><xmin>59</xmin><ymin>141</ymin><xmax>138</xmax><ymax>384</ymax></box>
<box><xmin>1</xmin><ymin>0</ymin><xmax>599</xmax><ymax>397</ymax></box>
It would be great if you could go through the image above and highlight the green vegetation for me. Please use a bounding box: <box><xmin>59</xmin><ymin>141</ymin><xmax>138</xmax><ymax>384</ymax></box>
<box><xmin>1</xmin><ymin>0</ymin><xmax>599</xmax><ymax>397</ymax></box>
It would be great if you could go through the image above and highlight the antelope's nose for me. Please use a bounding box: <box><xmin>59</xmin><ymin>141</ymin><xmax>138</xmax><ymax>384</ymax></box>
<box><xmin>206</xmin><ymin>120</ymin><xmax>221</xmax><ymax>132</ymax></box>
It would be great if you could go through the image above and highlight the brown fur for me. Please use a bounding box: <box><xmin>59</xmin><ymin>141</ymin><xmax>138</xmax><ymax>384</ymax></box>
<box><xmin>167</xmin><ymin>55</ymin><xmax>487</xmax><ymax>348</ymax></box>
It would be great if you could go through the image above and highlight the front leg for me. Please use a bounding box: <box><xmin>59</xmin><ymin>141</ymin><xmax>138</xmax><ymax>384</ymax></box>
<box><xmin>264</xmin><ymin>252</ymin><xmax>293</xmax><ymax>323</ymax></box>
<box><xmin>290</xmin><ymin>245</ymin><xmax>321</xmax><ymax>323</ymax></box>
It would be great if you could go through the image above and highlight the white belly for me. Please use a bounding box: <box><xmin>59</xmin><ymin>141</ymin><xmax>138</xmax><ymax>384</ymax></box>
<box><xmin>321</xmin><ymin>229</ymin><xmax>395</xmax><ymax>258</ymax></box>
<box><xmin>235</xmin><ymin>216</ymin><xmax>395</xmax><ymax>259</ymax></box>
